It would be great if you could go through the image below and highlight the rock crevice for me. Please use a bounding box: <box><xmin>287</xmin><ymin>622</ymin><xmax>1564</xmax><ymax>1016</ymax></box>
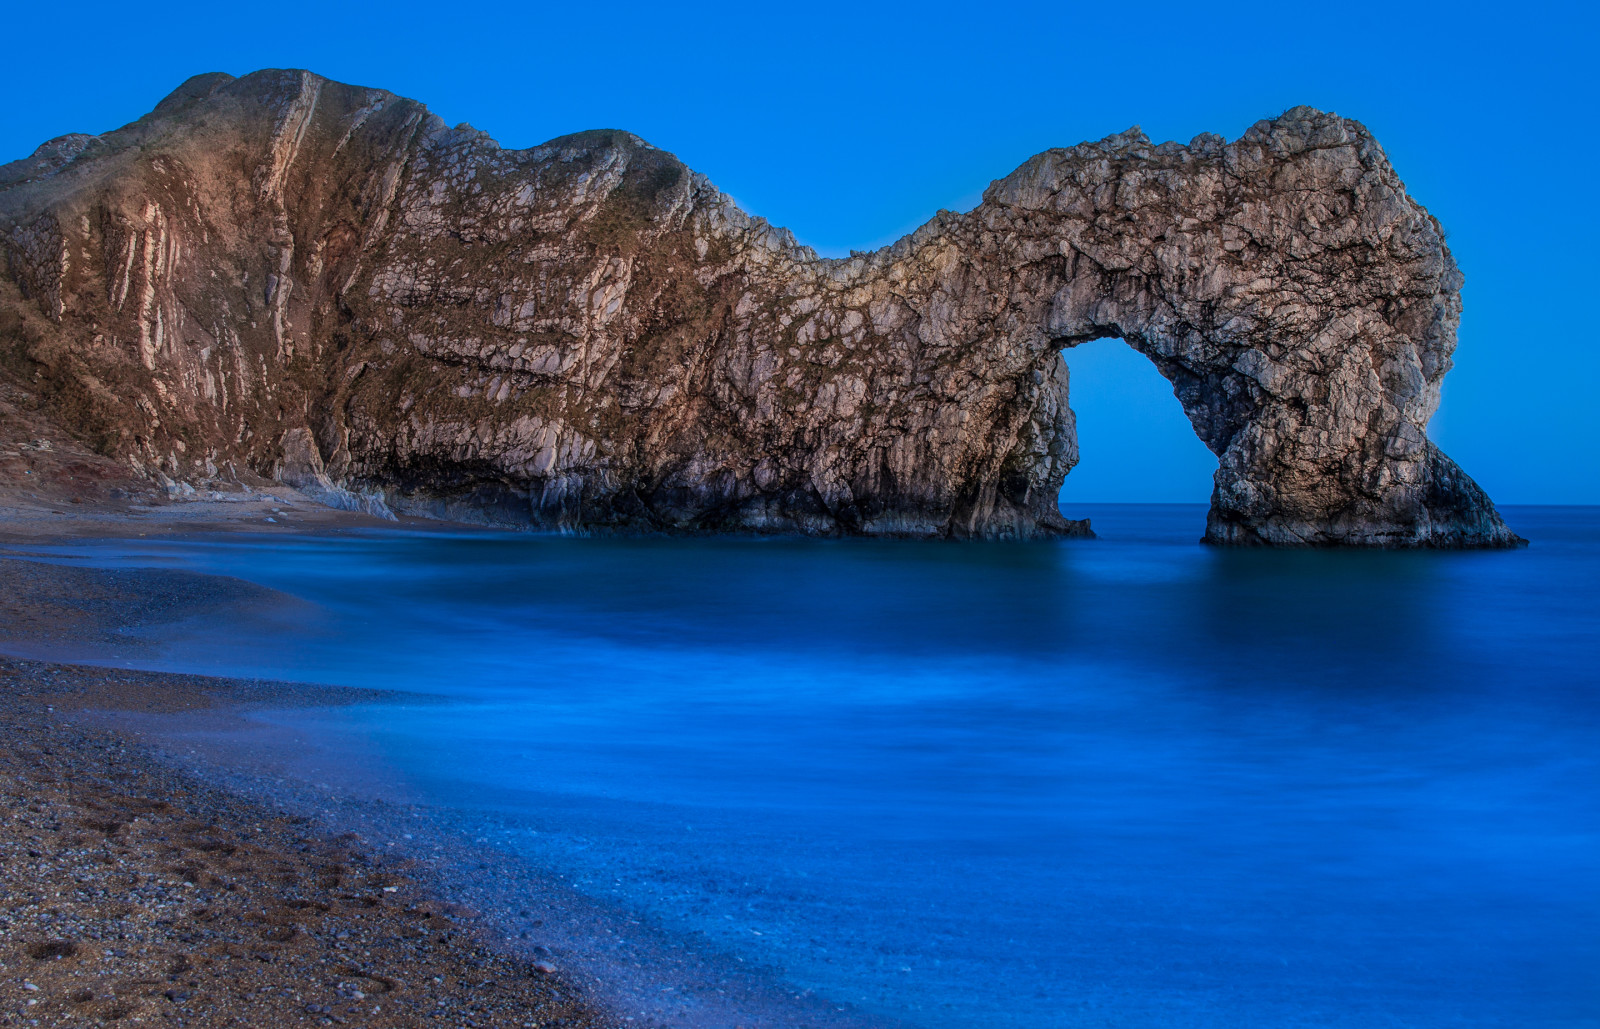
<box><xmin>0</xmin><ymin>69</ymin><xmax>1521</xmax><ymax>545</ymax></box>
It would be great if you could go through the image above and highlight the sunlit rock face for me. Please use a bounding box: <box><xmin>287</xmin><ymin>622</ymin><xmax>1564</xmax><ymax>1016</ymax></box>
<box><xmin>0</xmin><ymin>69</ymin><xmax>1520</xmax><ymax>545</ymax></box>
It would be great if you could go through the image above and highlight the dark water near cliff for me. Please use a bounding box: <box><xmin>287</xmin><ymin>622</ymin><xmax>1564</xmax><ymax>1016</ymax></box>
<box><xmin>13</xmin><ymin>505</ymin><xmax>1600</xmax><ymax>1027</ymax></box>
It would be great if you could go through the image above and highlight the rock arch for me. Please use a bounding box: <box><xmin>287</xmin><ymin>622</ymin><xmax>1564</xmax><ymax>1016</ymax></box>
<box><xmin>770</xmin><ymin>113</ymin><xmax>1520</xmax><ymax>547</ymax></box>
<box><xmin>0</xmin><ymin>71</ymin><xmax>1520</xmax><ymax>546</ymax></box>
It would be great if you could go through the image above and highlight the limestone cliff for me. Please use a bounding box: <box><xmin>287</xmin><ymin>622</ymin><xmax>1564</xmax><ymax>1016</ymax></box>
<box><xmin>0</xmin><ymin>69</ymin><xmax>1521</xmax><ymax>545</ymax></box>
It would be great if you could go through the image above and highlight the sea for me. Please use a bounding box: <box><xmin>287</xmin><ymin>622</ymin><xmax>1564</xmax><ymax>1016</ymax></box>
<box><xmin>7</xmin><ymin>504</ymin><xmax>1598</xmax><ymax>1028</ymax></box>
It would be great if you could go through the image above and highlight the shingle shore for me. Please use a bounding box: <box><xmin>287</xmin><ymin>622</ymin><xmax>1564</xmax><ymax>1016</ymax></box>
<box><xmin>0</xmin><ymin>656</ymin><xmax>607</xmax><ymax>1028</ymax></box>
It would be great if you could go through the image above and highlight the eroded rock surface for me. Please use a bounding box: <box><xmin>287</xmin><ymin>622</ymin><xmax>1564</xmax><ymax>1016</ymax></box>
<box><xmin>0</xmin><ymin>69</ymin><xmax>1520</xmax><ymax>545</ymax></box>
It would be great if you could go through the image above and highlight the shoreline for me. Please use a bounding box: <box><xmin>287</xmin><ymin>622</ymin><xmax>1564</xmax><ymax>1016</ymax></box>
<box><xmin>0</xmin><ymin>487</ymin><xmax>623</xmax><ymax>1029</ymax></box>
<box><xmin>2</xmin><ymin>497</ymin><xmax>1592</xmax><ymax>1028</ymax></box>
<box><xmin>0</xmin><ymin>498</ymin><xmax>894</xmax><ymax>1029</ymax></box>
<box><xmin>0</xmin><ymin>654</ymin><xmax>608</xmax><ymax>1029</ymax></box>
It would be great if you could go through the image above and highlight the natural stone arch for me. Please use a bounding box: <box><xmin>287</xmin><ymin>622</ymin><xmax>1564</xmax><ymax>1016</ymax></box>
<box><xmin>1029</xmin><ymin>187</ymin><xmax>1497</xmax><ymax>546</ymax></box>
<box><xmin>0</xmin><ymin>71</ymin><xmax>1519</xmax><ymax>546</ymax></box>
<box><xmin>741</xmin><ymin>112</ymin><xmax>1520</xmax><ymax>547</ymax></box>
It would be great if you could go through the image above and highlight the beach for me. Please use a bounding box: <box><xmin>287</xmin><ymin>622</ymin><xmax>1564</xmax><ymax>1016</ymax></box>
<box><xmin>0</xmin><ymin>655</ymin><xmax>607</xmax><ymax>1029</ymax></box>
<box><xmin>0</xmin><ymin>435</ymin><xmax>614</xmax><ymax>1029</ymax></box>
<box><xmin>0</xmin><ymin>466</ymin><xmax>868</xmax><ymax>1029</ymax></box>
<box><xmin>1</xmin><ymin>451</ymin><xmax>1594</xmax><ymax>1029</ymax></box>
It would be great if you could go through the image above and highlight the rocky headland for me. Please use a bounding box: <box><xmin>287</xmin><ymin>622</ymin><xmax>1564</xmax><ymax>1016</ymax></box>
<box><xmin>1</xmin><ymin>70</ymin><xmax>1521</xmax><ymax>545</ymax></box>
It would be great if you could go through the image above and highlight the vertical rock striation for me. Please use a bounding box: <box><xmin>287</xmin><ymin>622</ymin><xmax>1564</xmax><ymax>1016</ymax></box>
<box><xmin>0</xmin><ymin>69</ymin><xmax>1521</xmax><ymax>545</ymax></box>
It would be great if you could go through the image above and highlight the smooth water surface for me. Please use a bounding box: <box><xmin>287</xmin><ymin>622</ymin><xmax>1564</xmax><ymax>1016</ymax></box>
<box><xmin>12</xmin><ymin>505</ymin><xmax>1599</xmax><ymax>1027</ymax></box>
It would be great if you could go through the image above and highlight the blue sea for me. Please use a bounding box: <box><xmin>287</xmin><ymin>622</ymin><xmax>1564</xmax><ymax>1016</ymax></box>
<box><xmin>9</xmin><ymin>505</ymin><xmax>1598</xmax><ymax>1028</ymax></box>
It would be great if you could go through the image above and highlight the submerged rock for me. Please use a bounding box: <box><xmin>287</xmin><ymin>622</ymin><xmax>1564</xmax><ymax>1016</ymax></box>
<box><xmin>0</xmin><ymin>70</ymin><xmax>1520</xmax><ymax>545</ymax></box>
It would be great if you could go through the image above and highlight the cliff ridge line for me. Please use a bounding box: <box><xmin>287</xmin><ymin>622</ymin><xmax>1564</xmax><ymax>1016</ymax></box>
<box><xmin>0</xmin><ymin>69</ymin><xmax>1522</xmax><ymax>546</ymax></box>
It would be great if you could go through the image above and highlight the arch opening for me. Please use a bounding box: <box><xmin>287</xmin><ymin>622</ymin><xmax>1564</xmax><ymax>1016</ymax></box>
<box><xmin>1055</xmin><ymin>339</ymin><xmax>1217</xmax><ymax>530</ymax></box>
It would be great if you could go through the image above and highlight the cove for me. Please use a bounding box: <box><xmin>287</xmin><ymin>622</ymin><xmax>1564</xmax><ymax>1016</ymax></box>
<box><xmin>8</xmin><ymin>505</ymin><xmax>1597</xmax><ymax>1027</ymax></box>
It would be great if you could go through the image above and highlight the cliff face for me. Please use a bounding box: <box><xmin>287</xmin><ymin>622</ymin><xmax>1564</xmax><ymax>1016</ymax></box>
<box><xmin>0</xmin><ymin>70</ymin><xmax>1521</xmax><ymax>545</ymax></box>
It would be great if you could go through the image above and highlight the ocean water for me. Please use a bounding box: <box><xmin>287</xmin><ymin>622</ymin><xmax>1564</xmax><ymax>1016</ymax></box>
<box><xmin>11</xmin><ymin>504</ymin><xmax>1599</xmax><ymax>1028</ymax></box>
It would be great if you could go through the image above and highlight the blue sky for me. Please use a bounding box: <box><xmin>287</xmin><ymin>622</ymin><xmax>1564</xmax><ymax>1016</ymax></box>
<box><xmin>2</xmin><ymin>1</ymin><xmax>1594</xmax><ymax>502</ymax></box>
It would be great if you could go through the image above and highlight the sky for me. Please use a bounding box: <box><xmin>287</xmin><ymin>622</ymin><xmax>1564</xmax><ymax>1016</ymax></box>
<box><xmin>1</xmin><ymin>1</ymin><xmax>1594</xmax><ymax>503</ymax></box>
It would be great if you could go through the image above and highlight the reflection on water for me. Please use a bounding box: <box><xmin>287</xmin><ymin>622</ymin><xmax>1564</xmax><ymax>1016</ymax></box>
<box><xmin>14</xmin><ymin>505</ymin><xmax>1600</xmax><ymax>1028</ymax></box>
